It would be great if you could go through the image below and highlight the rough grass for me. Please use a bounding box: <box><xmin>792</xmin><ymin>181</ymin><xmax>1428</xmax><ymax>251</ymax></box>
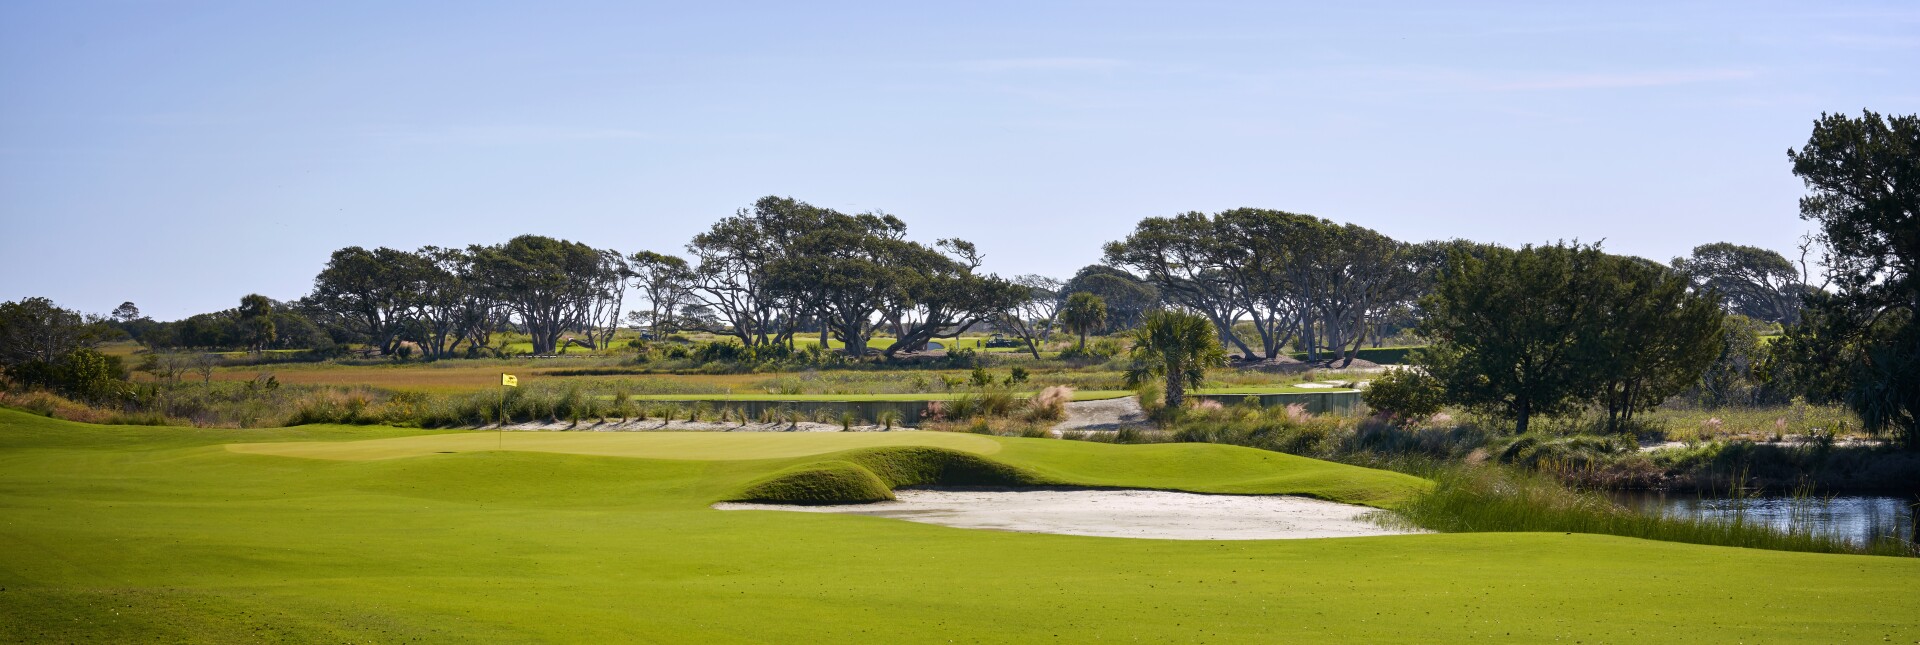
<box><xmin>4</xmin><ymin>409</ymin><xmax>1918</xmax><ymax>642</ymax></box>
<box><xmin>1388</xmin><ymin>464</ymin><xmax>1917</xmax><ymax>558</ymax></box>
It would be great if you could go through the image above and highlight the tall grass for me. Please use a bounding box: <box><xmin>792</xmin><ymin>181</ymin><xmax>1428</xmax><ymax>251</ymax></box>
<box><xmin>1383</xmin><ymin>464</ymin><xmax>1916</xmax><ymax>558</ymax></box>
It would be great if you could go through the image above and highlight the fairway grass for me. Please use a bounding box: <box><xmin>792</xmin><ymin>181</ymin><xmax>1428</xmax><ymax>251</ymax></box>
<box><xmin>3</xmin><ymin>408</ymin><xmax>1917</xmax><ymax>642</ymax></box>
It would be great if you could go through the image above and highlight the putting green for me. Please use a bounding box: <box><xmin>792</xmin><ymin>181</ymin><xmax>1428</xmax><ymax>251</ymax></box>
<box><xmin>3</xmin><ymin>408</ymin><xmax>1916</xmax><ymax>642</ymax></box>
<box><xmin>228</xmin><ymin>429</ymin><xmax>1003</xmax><ymax>461</ymax></box>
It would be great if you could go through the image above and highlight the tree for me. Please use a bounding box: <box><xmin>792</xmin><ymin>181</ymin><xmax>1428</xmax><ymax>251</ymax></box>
<box><xmin>1104</xmin><ymin>213</ymin><xmax>1250</xmax><ymax>356</ymax></box>
<box><xmin>1777</xmin><ymin>110</ymin><xmax>1919</xmax><ymax>447</ymax></box>
<box><xmin>1123</xmin><ymin>309</ymin><xmax>1227</xmax><ymax>409</ymax></box>
<box><xmin>996</xmin><ymin>275</ymin><xmax>1063</xmax><ymax>359</ymax></box>
<box><xmin>468</xmin><ymin>235</ymin><xmax>624</xmax><ymax>356</ymax></box>
<box><xmin>237</xmin><ymin>294</ymin><xmax>277</xmax><ymax>353</ymax></box>
<box><xmin>1060</xmin><ymin>265</ymin><xmax>1158</xmax><ymax>332</ymax></box>
<box><xmin>1105</xmin><ymin>209</ymin><xmax>1417</xmax><ymax>363</ymax></box>
<box><xmin>111</xmin><ymin>302</ymin><xmax>141</xmax><ymax>325</ymax></box>
<box><xmin>1672</xmin><ymin>243</ymin><xmax>1805</xmax><ymax>324</ymax></box>
<box><xmin>876</xmin><ymin>239</ymin><xmax>1022</xmax><ymax>359</ymax></box>
<box><xmin>627</xmin><ymin>251</ymin><xmax>696</xmax><ymax>337</ymax></box>
<box><xmin>0</xmin><ymin>298</ymin><xmax>124</xmax><ymax>401</ymax></box>
<box><xmin>1578</xmin><ymin>256</ymin><xmax>1726</xmax><ymax>430</ymax></box>
<box><xmin>767</xmin><ymin>209</ymin><xmax>919</xmax><ymax>356</ymax></box>
<box><xmin>1060</xmin><ymin>292</ymin><xmax>1108</xmax><ymax>351</ymax></box>
<box><xmin>684</xmin><ymin>197</ymin><xmax>823</xmax><ymax>348</ymax></box>
<box><xmin>310</xmin><ymin>246</ymin><xmax>432</xmax><ymax>356</ymax></box>
<box><xmin>0</xmin><ymin>297</ymin><xmax>108</xmax><ymax>371</ymax></box>
<box><xmin>1417</xmin><ymin>243</ymin><xmax>1605</xmax><ymax>433</ymax></box>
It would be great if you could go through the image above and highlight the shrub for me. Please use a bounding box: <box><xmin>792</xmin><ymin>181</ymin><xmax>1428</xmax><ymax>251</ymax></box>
<box><xmin>1024</xmin><ymin>385</ymin><xmax>1074</xmax><ymax>422</ymax></box>
<box><xmin>1363</xmin><ymin>368</ymin><xmax>1444</xmax><ymax>422</ymax></box>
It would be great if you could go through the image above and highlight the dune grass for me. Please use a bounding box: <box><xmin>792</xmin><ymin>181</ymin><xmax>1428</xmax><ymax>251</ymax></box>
<box><xmin>3</xmin><ymin>408</ymin><xmax>1917</xmax><ymax>642</ymax></box>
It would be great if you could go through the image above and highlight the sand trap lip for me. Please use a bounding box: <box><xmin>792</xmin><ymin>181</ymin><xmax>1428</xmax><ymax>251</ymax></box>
<box><xmin>715</xmin><ymin>488</ymin><xmax>1425</xmax><ymax>540</ymax></box>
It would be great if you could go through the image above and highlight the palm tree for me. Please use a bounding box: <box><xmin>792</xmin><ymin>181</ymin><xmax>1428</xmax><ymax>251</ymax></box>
<box><xmin>1124</xmin><ymin>309</ymin><xmax>1226</xmax><ymax>409</ymax></box>
<box><xmin>1060</xmin><ymin>292</ymin><xmax>1108</xmax><ymax>351</ymax></box>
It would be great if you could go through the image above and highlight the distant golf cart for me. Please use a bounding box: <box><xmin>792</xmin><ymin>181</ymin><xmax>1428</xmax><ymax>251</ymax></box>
<box><xmin>983</xmin><ymin>334</ymin><xmax>1024</xmax><ymax>349</ymax></box>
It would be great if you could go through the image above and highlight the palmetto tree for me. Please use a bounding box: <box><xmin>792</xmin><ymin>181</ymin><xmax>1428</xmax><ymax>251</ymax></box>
<box><xmin>1124</xmin><ymin>309</ymin><xmax>1226</xmax><ymax>409</ymax></box>
<box><xmin>1060</xmin><ymin>292</ymin><xmax>1108</xmax><ymax>351</ymax></box>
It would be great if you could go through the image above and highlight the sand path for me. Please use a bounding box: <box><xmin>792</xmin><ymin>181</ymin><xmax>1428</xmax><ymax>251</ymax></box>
<box><xmin>1051</xmin><ymin>397</ymin><xmax>1152</xmax><ymax>434</ymax></box>
<box><xmin>716</xmin><ymin>488</ymin><xmax>1423</xmax><ymax>540</ymax></box>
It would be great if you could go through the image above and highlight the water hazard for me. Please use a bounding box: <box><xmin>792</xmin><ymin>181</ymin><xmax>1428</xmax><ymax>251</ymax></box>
<box><xmin>1610</xmin><ymin>491</ymin><xmax>1918</xmax><ymax>547</ymax></box>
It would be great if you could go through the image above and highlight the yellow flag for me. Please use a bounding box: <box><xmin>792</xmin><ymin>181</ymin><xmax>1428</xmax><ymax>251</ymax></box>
<box><xmin>501</xmin><ymin>374</ymin><xmax>518</xmax><ymax>387</ymax></box>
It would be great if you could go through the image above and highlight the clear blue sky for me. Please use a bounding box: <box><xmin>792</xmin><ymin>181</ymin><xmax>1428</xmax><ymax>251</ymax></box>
<box><xmin>3</xmin><ymin>1</ymin><xmax>1916</xmax><ymax>320</ymax></box>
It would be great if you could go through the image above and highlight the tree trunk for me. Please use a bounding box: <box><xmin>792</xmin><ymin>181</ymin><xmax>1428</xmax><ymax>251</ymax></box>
<box><xmin>1164</xmin><ymin>366</ymin><xmax>1185</xmax><ymax>409</ymax></box>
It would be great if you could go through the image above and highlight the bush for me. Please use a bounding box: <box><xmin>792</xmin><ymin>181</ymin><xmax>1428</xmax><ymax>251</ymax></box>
<box><xmin>1363</xmin><ymin>368</ymin><xmax>1443</xmax><ymax>422</ymax></box>
<box><xmin>1024</xmin><ymin>386</ymin><xmax>1073</xmax><ymax>422</ymax></box>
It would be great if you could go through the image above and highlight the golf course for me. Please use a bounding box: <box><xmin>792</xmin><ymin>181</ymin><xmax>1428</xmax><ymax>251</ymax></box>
<box><xmin>3</xmin><ymin>408</ymin><xmax>1915</xmax><ymax>643</ymax></box>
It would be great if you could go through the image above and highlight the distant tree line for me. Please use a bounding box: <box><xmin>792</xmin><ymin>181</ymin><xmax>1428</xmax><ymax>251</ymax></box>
<box><xmin>1102</xmin><ymin>209</ymin><xmax>1440</xmax><ymax>364</ymax></box>
<box><xmin>4</xmin><ymin>111</ymin><xmax>1907</xmax><ymax>449</ymax></box>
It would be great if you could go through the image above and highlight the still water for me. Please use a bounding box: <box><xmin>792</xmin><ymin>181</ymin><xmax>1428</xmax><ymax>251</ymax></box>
<box><xmin>1610</xmin><ymin>491</ymin><xmax>1918</xmax><ymax>546</ymax></box>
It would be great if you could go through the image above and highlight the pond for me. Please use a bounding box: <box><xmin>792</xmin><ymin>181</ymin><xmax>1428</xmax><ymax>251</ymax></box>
<box><xmin>1610</xmin><ymin>491</ymin><xmax>1918</xmax><ymax>547</ymax></box>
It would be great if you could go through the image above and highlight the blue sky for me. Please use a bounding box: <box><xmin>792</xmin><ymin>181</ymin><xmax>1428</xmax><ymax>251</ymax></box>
<box><xmin>3</xmin><ymin>1</ymin><xmax>1916</xmax><ymax>319</ymax></box>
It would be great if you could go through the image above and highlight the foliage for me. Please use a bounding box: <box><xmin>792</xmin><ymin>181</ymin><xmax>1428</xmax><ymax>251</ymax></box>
<box><xmin>1578</xmin><ymin>252</ymin><xmax>1726</xmax><ymax>429</ymax></box>
<box><xmin>679</xmin><ymin>196</ymin><xmax>1020</xmax><ymax>358</ymax></box>
<box><xmin>1059</xmin><ymin>292</ymin><xmax>1107</xmax><ymax>351</ymax></box>
<box><xmin>1361</xmin><ymin>368</ymin><xmax>1444</xmax><ymax>422</ymax></box>
<box><xmin>1059</xmin><ymin>265</ymin><xmax>1159</xmax><ymax>332</ymax></box>
<box><xmin>0</xmin><ymin>297</ymin><xmax>111</xmax><ymax>371</ymax></box>
<box><xmin>1104</xmin><ymin>209</ymin><xmax>1420</xmax><ymax>363</ymax></box>
<box><xmin>1419</xmin><ymin>242</ymin><xmax>1722</xmax><ymax>432</ymax></box>
<box><xmin>1122</xmin><ymin>309</ymin><xmax>1226</xmax><ymax>409</ymax></box>
<box><xmin>1672</xmin><ymin>242</ymin><xmax>1808</xmax><ymax>324</ymax></box>
<box><xmin>468</xmin><ymin>235</ymin><xmax>627</xmax><ymax>355</ymax></box>
<box><xmin>1690</xmin><ymin>315</ymin><xmax>1785</xmax><ymax>407</ymax></box>
<box><xmin>995</xmin><ymin>274</ymin><xmax>1063</xmax><ymax>358</ymax></box>
<box><xmin>1777</xmin><ymin>110</ymin><xmax>1920</xmax><ymax>448</ymax></box>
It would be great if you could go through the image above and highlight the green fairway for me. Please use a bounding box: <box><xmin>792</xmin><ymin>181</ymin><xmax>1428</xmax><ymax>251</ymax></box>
<box><xmin>2</xmin><ymin>408</ymin><xmax>1917</xmax><ymax>643</ymax></box>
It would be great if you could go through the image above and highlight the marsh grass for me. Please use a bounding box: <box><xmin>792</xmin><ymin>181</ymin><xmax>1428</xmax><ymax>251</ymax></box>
<box><xmin>1385</xmin><ymin>465</ymin><xmax>1916</xmax><ymax>558</ymax></box>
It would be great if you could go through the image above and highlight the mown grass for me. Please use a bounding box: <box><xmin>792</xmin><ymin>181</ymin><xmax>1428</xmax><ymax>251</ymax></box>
<box><xmin>3</xmin><ymin>409</ymin><xmax>1918</xmax><ymax>642</ymax></box>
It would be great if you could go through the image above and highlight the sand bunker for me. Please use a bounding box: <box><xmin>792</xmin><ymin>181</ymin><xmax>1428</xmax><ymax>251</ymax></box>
<box><xmin>716</xmin><ymin>489</ymin><xmax>1425</xmax><ymax>540</ymax></box>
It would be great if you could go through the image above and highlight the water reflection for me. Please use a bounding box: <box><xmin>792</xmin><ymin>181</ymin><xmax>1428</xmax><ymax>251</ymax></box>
<box><xmin>1609</xmin><ymin>491</ymin><xmax>1918</xmax><ymax>546</ymax></box>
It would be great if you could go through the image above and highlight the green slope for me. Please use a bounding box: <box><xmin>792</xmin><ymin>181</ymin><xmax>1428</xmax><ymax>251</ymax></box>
<box><xmin>1</xmin><ymin>408</ymin><xmax>1915</xmax><ymax>643</ymax></box>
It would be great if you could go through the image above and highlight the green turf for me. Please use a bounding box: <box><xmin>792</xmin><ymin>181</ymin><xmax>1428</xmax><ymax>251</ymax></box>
<box><xmin>2</xmin><ymin>408</ymin><xmax>1916</xmax><ymax>642</ymax></box>
<box><xmin>622</xmin><ymin>390</ymin><xmax>1132</xmax><ymax>402</ymax></box>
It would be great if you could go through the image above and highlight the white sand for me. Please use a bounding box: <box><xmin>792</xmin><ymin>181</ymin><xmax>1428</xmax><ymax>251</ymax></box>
<box><xmin>716</xmin><ymin>488</ymin><xmax>1425</xmax><ymax>540</ymax></box>
<box><xmin>1050</xmin><ymin>398</ymin><xmax>1152</xmax><ymax>433</ymax></box>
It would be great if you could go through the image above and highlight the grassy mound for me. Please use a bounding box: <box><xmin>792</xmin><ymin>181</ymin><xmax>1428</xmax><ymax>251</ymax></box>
<box><xmin>841</xmin><ymin>446</ymin><xmax>1059</xmax><ymax>488</ymax></box>
<box><xmin>727</xmin><ymin>446</ymin><xmax>1061</xmax><ymax>504</ymax></box>
<box><xmin>730</xmin><ymin>460</ymin><xmax>896</xmax><ymax>504</ymax></box>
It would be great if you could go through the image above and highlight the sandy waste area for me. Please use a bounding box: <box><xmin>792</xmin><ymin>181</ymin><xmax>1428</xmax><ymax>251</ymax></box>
<box><xmin>716</xmin><ymin>488</ymin><xmax>1427</xmax><ymax>540</ymax></box>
